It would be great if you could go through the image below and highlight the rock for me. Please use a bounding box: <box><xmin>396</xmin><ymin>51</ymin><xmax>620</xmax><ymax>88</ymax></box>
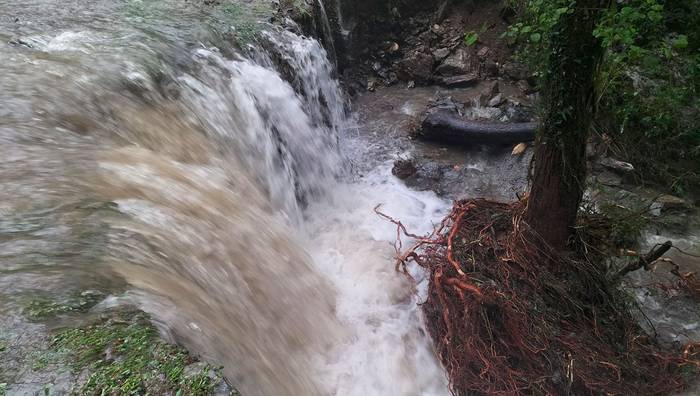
<box><xmin>500</xmin><ymin>100</ymin><xmax>534</xmax><ymax>123</ymax></box>
<box><xmin>436</xmin><ymin>49</ymin><xmax>472</xmax><ymax>76</ymax></box>
<box><xmin>654</xmin><ymin>195</ymin><xmax>689</xmax><ymax>212</ymax></box>
<box><xmin>367</xmin><ymin>79</ymin><xmax>379</xmax><ymax>91</ymax></box>
<box><xmin>434</xmin><ymin>0</ymin><xmax>450</xmax><ymax>22</ymax></box>
<box><xmin>419</xmin><ymin>162</ymin><xmax>444</xmax><ymax>180</ymax></box>
<box><xmin>432</xmin><ymin>47</ymin><xmax>450</xmax><ymax>61</ymax></box>
<box><xmin>428</xmin><ymin>95</ymin><xmax>465</xmax><ymax>114</ymax></box>
<box><xmin>597</xmin><ymin>171</ymin><xmax>622</xmax><ymax>186</ymax></box>
<box><xmin>517</xmin><ymin>79</ymin><xmax>536</xmax><ymax>94</ymax></box>
<box><xmin>488</xmin><ymin>93</ymin><xmax>505</xmax><ymax>107</ymax></box>
<box><xmin>599</xmin><ymin>157</ymin><xmax>634</xmax><ymax>174</ymax></box>
<box><xmin>483</xmin><ymin>61</ymin><xmax>499</xmax><ymax>77</ymax></box>
<box><xmin>477</xmin><ymin>46</ymin><xmax>490</xmax><ymax>58</ymax></box>
<box><xmin>484</xmin><ymin>80</ymin><xmax>500</xmax><ymax>97</ymax></box>
<box><xmin>501</xmin><ymin>62</ymin><xmax>529</xmax><ymax>80</ymax></box>
<box><xmin>392</xmin><ymin>159</ymin><xmax>418</xmax><ymax>180</ymax></box>
<box><xmin>386</xmin><ymin>42</ymin><xmax>400</xmax><ymax>54</ymax></box>
<box><xmin>396</xmin><ymin>51</ymin><xmax>434</xmax><ymax>82</ymax></box>
<box><xmin>435</xmin><ymin>74</ymin><xmax>479</xmax><ymax>88</ymax></box>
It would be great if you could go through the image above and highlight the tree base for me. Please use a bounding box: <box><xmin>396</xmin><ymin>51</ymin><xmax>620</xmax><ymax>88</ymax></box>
<box><xmin>387</xmin><ymin>199</ymin><xmax>699</xmax><ymax>395</ymax></box>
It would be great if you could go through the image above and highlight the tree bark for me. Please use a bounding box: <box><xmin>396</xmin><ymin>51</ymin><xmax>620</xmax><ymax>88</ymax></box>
<box><xmin>525</xmin><ymin>0</ymin><xmax>610</xmax><ymax>250</ymax></box>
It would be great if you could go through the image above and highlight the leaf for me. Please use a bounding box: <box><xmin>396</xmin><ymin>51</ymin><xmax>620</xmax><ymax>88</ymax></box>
<box><xmin>512</xmin><ymin>143</ymin><xmax>528</xmax><ymax>156</ymax></box>
<box><xmin>672</xmin><ymin>34</ymin><xmax>689</xmax><ymax>49</ymax></box>
<box><xmin>530</xmin><ymin>32</ymin><xmax>541</xmax><ymax>43</ymax></box>
<box><xmin>464</xmin><ymin>31</ymin><xmax>478</xmax><ymax>46</ymax></box>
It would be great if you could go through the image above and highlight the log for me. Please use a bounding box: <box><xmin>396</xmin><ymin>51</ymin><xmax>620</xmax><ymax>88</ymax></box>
<box><xmin>418</xmin><ymin>108</ymin><xmax>538</xmax><ymax>145</ymax></box>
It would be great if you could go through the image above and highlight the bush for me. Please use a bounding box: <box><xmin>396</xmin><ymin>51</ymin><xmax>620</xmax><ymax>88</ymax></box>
<box><xmin>504</xmin><ymin>0</ymin><xmax>700</xmax><ymax>196</ymax></box>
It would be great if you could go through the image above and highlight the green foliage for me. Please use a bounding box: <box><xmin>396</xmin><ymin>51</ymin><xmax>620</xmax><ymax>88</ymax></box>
<box><xmin>22</xmin><ymin>291</ymin><xmax>103</xmax><ymax>321</ymax></box>
<box><xmin>506</xmin><ymin>0</ymin><xmax>700</xmax><ymax>195</ymax></box>
<box><xmin>51</xmin><ymin>310</ymin><xmax>228</xmax><ymax>395</ymax></box>
<box><xmin>464</xmin><ymin>31</ymin><xmax>479</xmax><ymax>46</ymax></box>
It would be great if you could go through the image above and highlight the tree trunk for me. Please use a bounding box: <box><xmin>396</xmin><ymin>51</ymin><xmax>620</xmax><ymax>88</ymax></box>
<box><xmin>525</xmin><ymin>0</ymin><xmax>610</xmax><ymax>250</ymax></box>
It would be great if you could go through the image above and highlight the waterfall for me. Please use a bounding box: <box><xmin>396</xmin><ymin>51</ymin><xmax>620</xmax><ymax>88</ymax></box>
<box><xmin>0</xmin><ymin>3</ymin><xmax>448</xmax><ymax>395</ymax></box>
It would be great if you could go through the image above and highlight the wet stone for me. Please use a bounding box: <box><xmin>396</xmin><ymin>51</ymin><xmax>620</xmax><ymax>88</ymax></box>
<box><xmin>392</xmin><ymin>159</ymin><xmax>418</xmax><ymax>180</ymax></box>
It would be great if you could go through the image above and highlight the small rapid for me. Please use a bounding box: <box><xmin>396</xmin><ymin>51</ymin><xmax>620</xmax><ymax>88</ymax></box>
<box><xmin>0</xmin><ymin>1</ymin><xmax>449</xmax><ymax>395</ymax></box>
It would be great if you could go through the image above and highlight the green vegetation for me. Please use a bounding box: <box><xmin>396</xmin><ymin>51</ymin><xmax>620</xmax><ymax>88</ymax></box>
<box><xmin>504</xmin><ymin>0</ymin><xmax>700</xmax><ymax>196</ymax></box>
<box><xmin>48</xmin><ymin>309</ymin><xmax>232</xmax><ymax>395</ymax></box>
<box><xmin>22</xmin><ymin>291</ymin><xmax>104</xmax><ymax>321</ymax></box>
<box><xmin>215</xmin><ymin>1</ymin><xmax>272</xmax><ymax>44</ymax></box>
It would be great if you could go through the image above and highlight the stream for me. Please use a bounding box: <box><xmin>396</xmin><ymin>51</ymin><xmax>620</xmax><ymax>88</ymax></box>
<box><xmin>1</xmin><ymin>1</ymin><xmax>698</xmax><ymax>395</ymax></box>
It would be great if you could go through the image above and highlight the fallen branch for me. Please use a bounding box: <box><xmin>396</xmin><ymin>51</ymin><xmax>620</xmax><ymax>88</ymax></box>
<box><xmin>615</xmin><ymin>241</ymin><xmax>673</xmax><ymax>280</ymax></box>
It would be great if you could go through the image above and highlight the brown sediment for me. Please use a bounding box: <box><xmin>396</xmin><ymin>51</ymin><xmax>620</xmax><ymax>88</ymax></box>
<box><xmin>380</xmin><ymin>199</ymin><xmax>700</xmax><ymax>395</ymax></box>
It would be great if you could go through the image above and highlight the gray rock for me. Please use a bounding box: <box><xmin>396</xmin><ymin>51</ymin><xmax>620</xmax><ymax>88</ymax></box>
<box><xmin>392</xmin><ymin>159</ymin><xmax>418</xmax><ymax>180</ymax></box>
<box><xmin>477</xmin><ymin>46</ymin><xmax>490</xmax><ymax>58</ymax></box>
<box><xmin>484</xmin><ymin>80</ymin><xmax>500</xmax><ymax>97</ymax></box>
<box><xmin>501</xmin><ymin>62</ymin><xmax>529</xmax><ymax>80</ymax></box>
<box><xmin>488</xmin><ymin>93</ymin><xmax>505</xmax><ymax>107</ymax></box>
<box><xmin>432</xmin><ymin>47</ymin><xmax>450</xmax><ymax>61</ymax></box>
<box><xmin>654</xmin><ymin>195</ymin><xmax>689</xmax><ymax>212</ymax></box>
<box><xmin>599</xmin><ymin>157</ymin><xmax>634</xmax><ymax>174</ymax></box>
<box><xmin>483</xmin><ymin>61</ymin><xmax>499</xmax><ymax>77</ymax></box>
<box><xmin>395</xmin><ymin>51</ymin><xmax>434</xmax><ymax>81</ymax></box>
<box><xmin>436</xmin><ymin>74</ymin><xmax>479</xmax><ymax>88</ymax></box>
<box><xmin>436</xmin><ymin>49</ymin><xmax>472</xmax><ymax>76</ymax></box>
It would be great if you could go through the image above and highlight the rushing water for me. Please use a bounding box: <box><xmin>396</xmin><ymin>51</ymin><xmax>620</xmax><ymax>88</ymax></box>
<box><xmin>0</xmin><ymin>0</ymin><xmax>450</xmax><ymax>395</ymax></box>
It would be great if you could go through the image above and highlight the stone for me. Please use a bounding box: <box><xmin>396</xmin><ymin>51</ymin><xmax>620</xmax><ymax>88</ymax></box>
<box><xmin>485</xmin><ymin>80</ymin><xmax>500</xmax><ymax>97</ymax></box>
<box><xmin>488</xmin><ymin>93</ymin><xmax>505</xmax><ymax>107</ymax></box>
<box><xmin>483</xmin><ymin>61</ymin><xmax>499</xmax><ymax>77</ymax></box>
<box><xmin>436</xmin><ymin>74</ymin><xmax>479</xmax><ymax>88</ymax></box>
<box><xmin>436</xmin><ymin>49</ymin><xmax>472</xmax><ymax>76</ymax></box>
<box><xmin>597</xmin><ymin>171</ymin><xmax>622</xmax><ymax>186</ymax></box>
<box><xmin>517</xmin><ymin>79</ymin><xmax>535</xmax><ymax>94</ymax></box>
<box><xmin>501</xmin><ymin>62</ymin><xmax>529</xmax><ymax>80</ymax></box>
<box><xmin>654</xmin><ymin>195</ymin><xmax>689</xmax><ymax>212</ymax></box>
<box><xmin>419</xmin><ymin>162</ymin><xmax>444</xmax><ymax>181</ymax></box>
<box><xmin>432</xmin><ymin>47</ymin><xmax>450</xmax><ymax>61</ymax></box>
<box><xmin>477</xmin><ymin>46</ymin><xmax>490</xmax><ymax>58</ymax></box>
<box><xmin>395</xmin><ymin>51</ymin><xmax>434</xmax><ymax>81</ymax></box>
<box><xmin>599</xmin><ymin>157</ymin><xmax>634</xmax><ymax>174</ymax></box>
<box><xmin>392</xmin><ymin>159</ymin><xmax>418</xmax><ymax>180</ymax></box>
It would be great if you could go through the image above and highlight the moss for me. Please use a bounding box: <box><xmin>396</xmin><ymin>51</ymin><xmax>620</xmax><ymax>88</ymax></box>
<box><xmin>49</xmin><ymin>309</ymin><xmax>232</xmax><ymax>395</ymax></box>
<box><xmin>22</xmin><ymin>291</ymin><xmax>104</xmax><ymax>321</ymax></box>
<box><xmin>214</xmin><ymin>1</ymin><xmax>272</xmax><ymax>44</ymax></box>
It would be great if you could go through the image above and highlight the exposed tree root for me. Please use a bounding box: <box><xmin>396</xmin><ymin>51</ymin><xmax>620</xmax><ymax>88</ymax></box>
<box><xmin>380</xmin><ymin>199</ymin><xmax>699</xmax><ymax>395</ymax></box>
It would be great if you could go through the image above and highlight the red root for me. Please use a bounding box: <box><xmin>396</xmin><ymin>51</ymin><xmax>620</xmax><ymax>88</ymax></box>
<box><xmin>379</xmin><ymin>199</ymin><xmax>699</xmax><ymax>395</ymax></box>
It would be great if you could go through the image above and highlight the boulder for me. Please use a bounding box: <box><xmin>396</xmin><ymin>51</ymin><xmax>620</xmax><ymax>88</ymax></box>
<box><xmin>488</xmin><ymin>93</ymin><xmax>505</xmax><ymax>107</ymax></box>
<box><xmin>392</xmin><ymin>159</ymin><xmax>418</xmax><ymax>179</ymax></box>
<box><xmin>395</xmin><ymin>51</ymin><xmax>434</xmax><ymax>82</ymax></box>
<box><xmin>654</xmin><ymin>195</ymin><xmax>689</xmax><ymax>212</ymax></box>
<box><xmin>432</xmin><ymin>47</ymin><xmax>450</xmax><ymax>61</ymax></box>
<box><xmin>436</xmin><ymin>49</ymin><xmax>472</xmax><ymax>76</ymax></box>
<box><xmin>500</xmin><ymin>62</ymin><xmax>529</xmax><ymax>80</ymax></box>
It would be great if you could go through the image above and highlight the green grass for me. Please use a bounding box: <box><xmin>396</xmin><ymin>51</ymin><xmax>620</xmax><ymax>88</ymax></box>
<box><xmin>49</xmin><ymin>310</ymin><xmax>230</xmax><ymax>395</ymax></box>
<box><xmin>22</xmin><ymin>291</ymin><xmax>104</xmax><ymax>321</ymax></box>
